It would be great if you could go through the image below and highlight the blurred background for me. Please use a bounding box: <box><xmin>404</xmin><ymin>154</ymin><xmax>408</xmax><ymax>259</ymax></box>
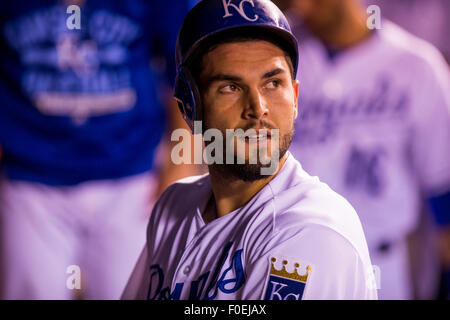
<box><xmin>0</xmin><ymin>0</ymin><xmax>448</xmax><ymax>300</ymax></box>
<box><xmin>0</xmin><ymin>0</ymin><xmax>202</xmax><ymax>300</ymax></box>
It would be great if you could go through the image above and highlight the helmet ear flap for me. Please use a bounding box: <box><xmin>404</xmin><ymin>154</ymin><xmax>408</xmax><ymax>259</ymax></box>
<box><xmin>174</xmin><ymin>66</ymin><xmax>202</xmax><ymax>133</ymax></box>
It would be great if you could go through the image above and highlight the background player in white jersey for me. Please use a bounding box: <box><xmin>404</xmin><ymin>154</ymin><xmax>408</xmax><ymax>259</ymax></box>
<box><xmin>365</xmin><ymin>0</ymin><xmax>450</xmax><ymax>64</ymax></box>
<box><xmin>274</xmin><ymin>0</ymin><xmax>450</xmax><ymax>299</ymax></box>
<box><xmin>122</xmin><ymin>0</ymin><xmax>377</xmax><ymax>300</ymax></box>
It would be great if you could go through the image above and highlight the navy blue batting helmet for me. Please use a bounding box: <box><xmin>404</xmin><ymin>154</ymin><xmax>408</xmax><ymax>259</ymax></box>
<box><xmin>174</xmin><ymin>0</ymin><xmax>299</xmax><ymax>132</ymax></box>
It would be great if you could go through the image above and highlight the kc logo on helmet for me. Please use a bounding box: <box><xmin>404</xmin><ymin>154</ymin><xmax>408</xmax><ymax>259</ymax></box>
<box><xmin>222</xmin><ymin>0</ymin><xmax>259</xmax><ymax>22</ymax></box>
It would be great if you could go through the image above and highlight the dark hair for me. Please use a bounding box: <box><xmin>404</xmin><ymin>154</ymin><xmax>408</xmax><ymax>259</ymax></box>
<box><xmin>187</xmin><ymin>27</ymin><xmax>296</xmax><ymax>86</ymax></box>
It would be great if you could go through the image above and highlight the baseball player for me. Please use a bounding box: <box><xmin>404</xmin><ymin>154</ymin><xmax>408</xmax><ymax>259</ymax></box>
<box><xmin>122</xmin><ymin>0</ymin><xmax>377</xmax><ymax>300</ymax></box>
<box><xmin>277</xmin><ymin>0</ymin><xmax>450</xmax><ymax>299</ymax></box>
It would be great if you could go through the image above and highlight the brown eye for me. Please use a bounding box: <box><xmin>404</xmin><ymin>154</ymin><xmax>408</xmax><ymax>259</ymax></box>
<box><xmin>220</xmin><ymin>84</ymin><xmax>239</xmax><ymax>93</ymax></box>
<box><xmin>265</xmin><ymin>80</ymin><xmax>280</xmax><ymax>89</ymax></box>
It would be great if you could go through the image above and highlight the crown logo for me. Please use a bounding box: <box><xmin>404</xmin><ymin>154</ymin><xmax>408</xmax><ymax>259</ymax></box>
<box><xmin>270</xmin><ymin>257</ymin><xmax>312</xmax><ymax>283</ymax></box>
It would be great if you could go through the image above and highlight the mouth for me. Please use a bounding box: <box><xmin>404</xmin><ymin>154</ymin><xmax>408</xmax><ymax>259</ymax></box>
<box><xmin>242</xmin><ymin>130</ymin><xmax>272</xmax><ymax>143</ymax></box>
<box><xmin>246</xmin><ymin>135</ymin><xmax>270</xmax><ymax>141</ymax></box>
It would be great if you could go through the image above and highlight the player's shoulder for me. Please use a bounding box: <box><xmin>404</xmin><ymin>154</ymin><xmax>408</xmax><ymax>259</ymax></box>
<box><xmin>274</xmin><ymin>223</ymin><xmax>377</xmax><ymax>299</ymax></box>
<box><xmin>270</xmin><ymin>155</ymin><xmax>360</xmax><ymax>232</ymax></box>
<box><xmin>246</xmin><ymin>207</ymin><xmax>376</xmax><ymax>299</ymax></box>
<box><xmin>277</xmin><ymin>181</ymin><xmax>364</xmax><ymax>248</ymax></box>
<box><xmin>265</xmin><ymin>223</ymin><xmax>368</xmax><ymax>277</ymax></box>
<box><xmin>260</xmin><ymin>154</ymin><xmax>369</xmax><ymax>257</ymax></box>
<box><xmin>151</xmin><ymin>173</ymin><xmax>210</xmax><ymax>216</ymax></box>
<box><xmin>160</xmin><ymin>173</ymin><xmax>209</xmax><ymax>197</ymax></box>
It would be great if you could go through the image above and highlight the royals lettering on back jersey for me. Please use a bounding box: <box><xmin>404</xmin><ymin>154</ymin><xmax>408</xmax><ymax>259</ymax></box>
<box><xmin>289</xmin><ymin>20</ymin><xmax>450</xmax><ymax>249</ymax></box>
<box><xmin>122</xmin><ymin>153</ymin><xmax>377</xmax><ymax>300</ymax></box>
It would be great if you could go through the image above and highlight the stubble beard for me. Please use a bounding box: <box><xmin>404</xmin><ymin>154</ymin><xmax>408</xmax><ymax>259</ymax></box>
<box><xmin>206</xmin><ymin>123</ymin><xmax>294</xmax><ymax>182</ymax></box>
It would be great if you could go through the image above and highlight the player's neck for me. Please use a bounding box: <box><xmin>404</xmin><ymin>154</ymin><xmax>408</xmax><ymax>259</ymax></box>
<box><xmin>316</xmin><ymin>6</ymin><xmax>371</xmax><ymax>50</ymax></box>
<box><xmin>206</xmin><ymin>154</ymin><xmax>288</xmax><ymax>221</ymax></box>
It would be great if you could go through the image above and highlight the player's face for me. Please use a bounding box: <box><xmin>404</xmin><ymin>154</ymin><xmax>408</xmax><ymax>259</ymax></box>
<box><xmin>198</xmin><ymin>40</ymin><xmax>299</xmax><ymax>180</ymax></box>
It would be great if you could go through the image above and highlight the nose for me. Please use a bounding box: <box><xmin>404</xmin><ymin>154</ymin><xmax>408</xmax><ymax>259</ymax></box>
<box><xmin>243</xmin><ymin>87</ymin><xmax>268</xmax><ymax>120</ymax></box>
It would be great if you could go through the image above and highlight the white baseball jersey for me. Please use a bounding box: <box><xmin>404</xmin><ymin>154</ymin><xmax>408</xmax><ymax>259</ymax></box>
<box><xmin>122</xmin><ymin>153</ymin><xmax>377</xmax><ymax>300</ymax></box>
<box><xmin>288</xmin><ymin>21</ymin><xmax>450</xmax><ymax>298</ymax></box>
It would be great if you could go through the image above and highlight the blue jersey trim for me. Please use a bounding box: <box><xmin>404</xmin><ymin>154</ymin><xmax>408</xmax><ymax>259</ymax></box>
<box><xmin>428</xmin><ymin>191</ymin><xmax>450</xmax><ymax>226</ymax></box>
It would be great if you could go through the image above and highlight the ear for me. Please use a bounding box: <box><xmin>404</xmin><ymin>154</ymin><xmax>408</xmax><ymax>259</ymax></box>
<box><xmin>292</xmin><ymin>79</ymin><xmax>299</xmax><ymax>119</ymax></box>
